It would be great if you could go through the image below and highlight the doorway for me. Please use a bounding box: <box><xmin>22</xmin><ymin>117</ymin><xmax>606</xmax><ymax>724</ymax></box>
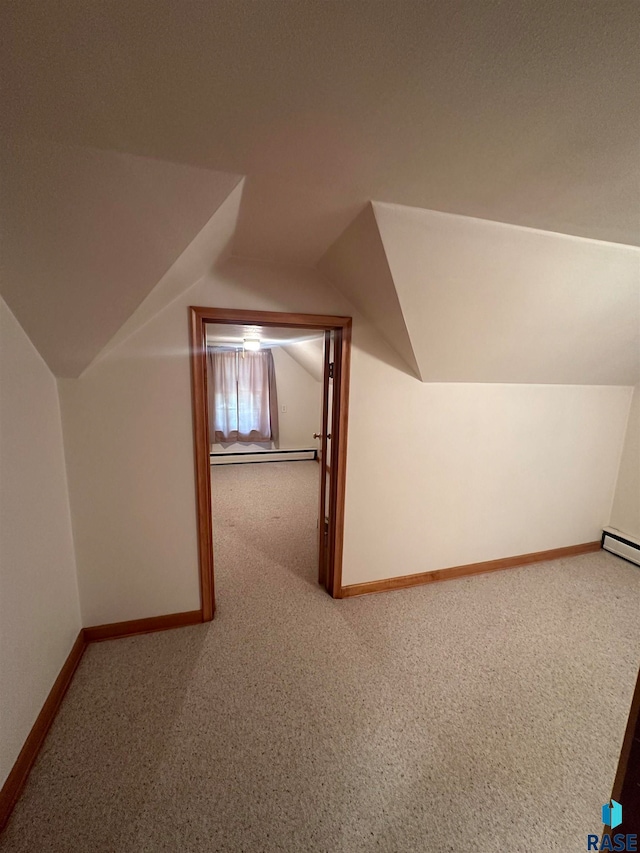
<box><xmin>189</xmin><ymin>307</ymin><xmax>352</xmax><ymax>620</ymax></box>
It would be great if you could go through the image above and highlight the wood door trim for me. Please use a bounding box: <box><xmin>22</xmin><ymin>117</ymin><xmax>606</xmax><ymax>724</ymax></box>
<box><xmin>340</xmin><ymin>541</ymin><xmax>602</xmax><ymax>597</ymax></box>
<box><xmin>189</xmin><ymin>307</ymin><xmax>352</xmax><ymax>329</ymax></box>
<box><xmin>330</xmin><ymin>322</ymin><xmax>351</xmax><ymax>598</ymax></box>
<box><xmin>190</xmin><ymin>307</ymin><xmax>352</xmax><ymax>616</ymax></box>
<box><xmin>190</xmin><ymin>308</ymin><xmax>215</xmax><ymax>620</ymax></box>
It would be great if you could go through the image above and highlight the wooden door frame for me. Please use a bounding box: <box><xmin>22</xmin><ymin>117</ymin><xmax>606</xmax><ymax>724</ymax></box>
<box><xmin>189</xmin><ymin>306</ymin><xmax>352</xmax><ymax>620</ymax></box>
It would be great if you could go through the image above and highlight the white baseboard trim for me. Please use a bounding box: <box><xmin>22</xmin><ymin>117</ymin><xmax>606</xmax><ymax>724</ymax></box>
<box><xmin>210</xmin><ymin>448</ymin><xmax>317</xmax><ymax>465</ymax></box>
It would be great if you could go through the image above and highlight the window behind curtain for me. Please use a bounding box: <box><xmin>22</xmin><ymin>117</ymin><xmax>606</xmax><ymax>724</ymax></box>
<box><xmin>207</xmin><ymin>348</ymin><xmax>279</xmax><ymax>444</ymax></box>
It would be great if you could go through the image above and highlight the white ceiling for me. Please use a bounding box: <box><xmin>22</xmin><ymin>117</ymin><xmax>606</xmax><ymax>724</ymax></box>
<box><xmin>281</xmin><ymin>339</ymin><xmax>324</xmax><ymax>383</ymax></box>
<box><xmin>373</xmin><ymin>204</ymin><xmax>640</xmax><ymax>385</ymax></box>
<box><xmin>0</xmin><ymin>141</ymin><xmax>240</xmax><ymax>375</ymax></box>
<box><xmin>320</xmin><ymin>198</ymin><xmax>639</xmax><ymax>386</ymax></box>
<box><xmin>319</xmin><ymin>204</ymin><xmax>421</xmax><ymax>379</ymax></box>
<box><xmin>1</xmin><ymin>2</ymin><xmax>638</xmax><ymax>382</ymax></box>
<box><xmin>206</xmin><ymin>324</ymin><xmax>324</xmax><ymax>347</ymax></box>
<box><xmin>2</xmin><ymin>0</ymin><xmax>638</xmax><ymax>271</ymax></box>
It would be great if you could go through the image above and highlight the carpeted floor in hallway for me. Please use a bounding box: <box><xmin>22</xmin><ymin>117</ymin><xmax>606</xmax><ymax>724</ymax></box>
<box><xmin>1</xmin><ymin>460</ymin><xmax>639</xmax><ymax>852</ymax></box>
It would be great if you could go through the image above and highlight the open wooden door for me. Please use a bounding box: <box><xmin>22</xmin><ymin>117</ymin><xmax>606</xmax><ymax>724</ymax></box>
<box><xmin>317</xmin><ymin>328</ymin><xmax>347</xmax><ymax>596</ymax></box>
<box><xmin>317</xmin><ymin>330</ymin><xmax>332</xmax><ymax>589</ymax></box>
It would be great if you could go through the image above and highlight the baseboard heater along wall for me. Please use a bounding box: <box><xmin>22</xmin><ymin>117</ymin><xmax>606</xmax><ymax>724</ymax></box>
<box><xmin>210</xmin><ymin>448</ymin><xmax>317</xmax><ymax>465</ymax></box>
<box><xmin>602</xmin><ymin>528</ymin><xmax>640</xmax><ymax>567</ymax></box>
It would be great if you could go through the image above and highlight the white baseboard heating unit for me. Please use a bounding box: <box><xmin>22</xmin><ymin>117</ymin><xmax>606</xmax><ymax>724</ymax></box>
<box><xmin>210</xmin><ymin>448</ymin><xmax>317</xmax><ymax>466</ymax></box>
<box><xmin>601</xmin><ymin>528</ymin><xmax>640</xmax><ymax>567</ymax></box>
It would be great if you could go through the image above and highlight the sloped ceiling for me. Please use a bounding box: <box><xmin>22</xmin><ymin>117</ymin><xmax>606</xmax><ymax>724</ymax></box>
<box><xmin>206</xmin><ymin>324</ymin><xmax>323</xmax><ymax>348</ymax></box>
<box><xmin>98</xmin><ymin>182</ymin><xmax>245</xmax><ymax>365</ymax></box>
<box><xmin>372</xmin><ymin>203</ymin><xmax>640</xmax><ymax>385</ymax></box>
<box><xmin>0</xmin><ymin>141</ymin><xmax>240</xmax><ymax>376</ymax></box>
<box><xmin>2</xmin><ymin>0</ymin><xmax>638</xmax><ymax>271</ymax></box>
<box><xmin>1</xmin><ymin>2</ymin><xmax>638</xmax><ymax>384</ymax></box>
<box><xmin>281</xmin><ymin>340</ymin><xmax>324</xmax><ymax>383</ymax></box>
<box><xmin>205</xmin><ymin>326</ymin><xmax>324</xmax><ymax>382</ymax></box>
<box><xmin>318</xmin><ymin>204</ymin><xmax>421</xmax><ymax>379</ymax></box>
<box><xmin>320</xmin><ymin>202</ymin><xmax>640</xmax><ymax>385</ymax></box>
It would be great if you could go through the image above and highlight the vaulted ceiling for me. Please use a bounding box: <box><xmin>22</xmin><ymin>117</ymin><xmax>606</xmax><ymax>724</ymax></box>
<box><xmin>1</xmin><ymin>1</ymin><xmax>638</xmax><ymax>381</ymax></box>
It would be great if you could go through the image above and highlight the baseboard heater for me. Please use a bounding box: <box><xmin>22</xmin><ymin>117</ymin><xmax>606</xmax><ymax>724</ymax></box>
<box><xmin>602</xmin><ymin>528</ymin><xmax>640</xmax><ymax>567</ymax></box>
<box><xmin>210</xmin><ymin>448</ymin><xmax>317</xmax><ymax>466</ymax></box>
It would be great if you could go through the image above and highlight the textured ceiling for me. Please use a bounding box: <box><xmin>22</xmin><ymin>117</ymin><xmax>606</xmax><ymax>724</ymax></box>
<box><xmin>2</xmin><ymin>0</ymin><xmax>638</xmax><ymax>268</ymax></box>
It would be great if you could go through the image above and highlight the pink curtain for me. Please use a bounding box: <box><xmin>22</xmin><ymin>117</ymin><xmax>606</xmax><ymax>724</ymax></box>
<box><xmin>207</xmin><ymin>348</ymin><xmax>279</xmax><ymax>445</ymax></box>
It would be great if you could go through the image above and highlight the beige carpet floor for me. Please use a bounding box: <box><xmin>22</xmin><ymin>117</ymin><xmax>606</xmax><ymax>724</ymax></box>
<box><xmin>2</xmin><ymin>460</ymin><xmax>639</xmax><ymax>852</ymax></box>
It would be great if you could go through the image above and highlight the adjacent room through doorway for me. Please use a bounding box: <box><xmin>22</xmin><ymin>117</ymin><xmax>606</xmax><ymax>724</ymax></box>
<box><xmin>190</xmin><ymin>308</ymin><xmax>352</xmax><ymax>614</ymax></box>
<box><xmin>206</xmin><ymin>322</ymin><xmax>325</xmax><ymax>600</ymax></box>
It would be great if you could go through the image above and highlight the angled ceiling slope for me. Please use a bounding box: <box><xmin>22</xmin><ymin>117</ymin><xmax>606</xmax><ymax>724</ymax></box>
<box><xmin>2</xmin><ymin>1</ymin><xmax>638</xmax><ymax>268</ymax></box>
<box><xmin>373</xmin><ymin>203</ymin><xmax>640</xmax><ymax>386</ymax></box>
<box><xmin>95</xmin><ymin>181</ymin><xmax>245</xmax><ymax>367</ymax></box>
<box><xmin>318</xmin><ymin>204</ymin><xmax>422</xmax><ymax>380</ymax></box>
<box><xmin>0</xmin><ymin>141</ymin><xmax>241</xmax><ymax>376</ymax></box>
<box><xmin>206</xmin><ymin>326</ymin><xmax>323</xmax><ymax>382</ymax></box>
<box><xmin>281</xmin><ymin>339</ymin><xmax>324</xmax><ymax>383</ymax></box>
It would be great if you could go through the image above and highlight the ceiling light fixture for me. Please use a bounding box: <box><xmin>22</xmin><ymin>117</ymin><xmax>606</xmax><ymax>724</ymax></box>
<box><xmin>243</xmin><ymin>335</ymin><xmax>261</xmax><ymax>351</ymax></box>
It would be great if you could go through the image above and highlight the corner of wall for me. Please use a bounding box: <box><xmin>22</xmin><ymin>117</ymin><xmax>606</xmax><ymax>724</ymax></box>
<box><xmin>609</xmin><ymin>384</ymin><xmax>640</xmax><ymax>539</ymax></box>
<box><xmin>55</xmin><ymin>376</ymin><xmax>84</xmax><ymax>625</ymax></box>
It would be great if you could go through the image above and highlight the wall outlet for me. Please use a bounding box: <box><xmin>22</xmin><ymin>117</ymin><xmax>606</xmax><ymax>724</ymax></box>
<box><xmin>281</xmin><ymin>405</ymin><xmax>287</xmax><ymax>413</ymax></box>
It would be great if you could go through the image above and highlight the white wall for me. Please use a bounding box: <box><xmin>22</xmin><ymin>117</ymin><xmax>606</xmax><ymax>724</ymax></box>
<box><xmin>211</xmin><ymin>344</ymin><xmax>322</xmax><ymax>454</ymax></box>
<box><xmin>345</xmin><ymin>358</ymin><xmax>630</xmax><ymax>581</ymax></box>
<box><xmin>272</xmin><ymin>345</ymin><xmax>321</xmax><ymax>449</ymax></box>
<box><xmin>610</xmin><ymin>385</ymin><xmax>640</xmax><ymax>539</ymax></box>
<box><xmin>58</xmin><ymin>257</ymin><xmax>632</xmax><ymax>625</ymax></box>
<box><xmin>0</xmin><ymin>297</ymin><xmax>81</xmax><ymax>789</ymax></box>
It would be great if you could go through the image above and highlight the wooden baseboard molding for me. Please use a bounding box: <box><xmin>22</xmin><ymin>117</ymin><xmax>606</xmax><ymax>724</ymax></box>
<box><xmin>340</xmin><ymin>541</ymin><xmax>602</xmax><ymax>598</ymax></box>
<box><xmin>84</xmin><ymin>609</ymin><xmax>203</xmax><ymax>643</ymax></box>
<box><xmin>0</xmin><ymin>538</ymin><xmax>601</xmax><ymax>831</ymax></box>
<box><xmin>1</xmin><ymin>608</ymin><xmax>205</xmax><ymax>833</ymax></box>
<box><xmin>0</xmin><ymin>630</ymin><xmax>87</xmax><ymax>831</ymax></box>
